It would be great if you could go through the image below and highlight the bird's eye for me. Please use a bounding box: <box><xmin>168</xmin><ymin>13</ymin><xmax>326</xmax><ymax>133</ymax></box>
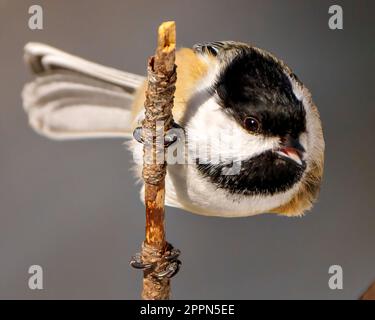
<box><xmin>244</xmin><ymin>116</ymin><xmax>261</xmax><ymax>133</ymax></box>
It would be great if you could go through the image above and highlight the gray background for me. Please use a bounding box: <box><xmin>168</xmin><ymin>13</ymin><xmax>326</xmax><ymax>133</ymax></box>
<box><xmin>0</xmin><ymin>0</ymin><xmax>374</xmax><ymax>299</ymax></box>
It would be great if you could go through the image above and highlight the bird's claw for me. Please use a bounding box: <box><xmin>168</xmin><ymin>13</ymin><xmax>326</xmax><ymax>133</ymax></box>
<box><xmin>129</xmin><ymin>253</ymin><xmax>153</xmax><ymax>270</ymax></box>
<box><xmin>133</xmin><ymin>122</ymin><xmax>183</xmax><ymax>148</ymax></box>
<box><xmin>155</xmin><ymin>261</ymin><xmax>181</xmax><ymax>279</ymax></box>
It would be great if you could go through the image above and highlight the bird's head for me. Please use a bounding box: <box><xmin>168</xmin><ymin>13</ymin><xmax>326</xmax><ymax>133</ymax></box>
<box><xmin>187</xmin><ymin>42</ymin><xmax>311</xmax><ymax>196</ymax></box>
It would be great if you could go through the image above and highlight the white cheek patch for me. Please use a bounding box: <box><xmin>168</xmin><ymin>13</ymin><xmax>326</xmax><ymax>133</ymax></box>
<box><xmin>185</xmin><ymin>97</ymin><xmax>280</xmax><ymax>165</ymax></box>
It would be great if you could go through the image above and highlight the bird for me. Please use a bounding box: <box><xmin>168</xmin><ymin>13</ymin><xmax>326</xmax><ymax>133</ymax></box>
<box><xmin>22</xmin><ymin>41</ymin><xmax>324</xmax><ymax>218</ymax></box>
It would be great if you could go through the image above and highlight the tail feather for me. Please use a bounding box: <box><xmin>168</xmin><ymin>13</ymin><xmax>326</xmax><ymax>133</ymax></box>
<box><xmin>22</xmin><ymin>42</ymin><xmax>145</xmax><ymax>140</ymax></box>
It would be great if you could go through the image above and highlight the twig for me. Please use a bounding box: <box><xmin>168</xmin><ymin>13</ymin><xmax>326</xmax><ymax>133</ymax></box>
<box><xmin>360</xmin><ymin>280</ymin><xmax>375</xmax><ymax>300</ymax></box>
<box><xmin>140</xmin><ymin>21</ymin><xmax>177</xmax><ymax>300</ymax></box>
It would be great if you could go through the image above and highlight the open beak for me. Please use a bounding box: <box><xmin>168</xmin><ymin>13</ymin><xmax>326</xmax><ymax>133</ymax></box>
<box><xmin>276</xmin><ymin>135</ymin><xmax>305</xmax><ymax>166</ymax></box>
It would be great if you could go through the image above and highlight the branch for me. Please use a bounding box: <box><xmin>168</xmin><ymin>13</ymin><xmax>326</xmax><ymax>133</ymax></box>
<box><xmin>140</xmin><ymin>21</ymin><xmax>177</xmax><ymax>300</ymax></box>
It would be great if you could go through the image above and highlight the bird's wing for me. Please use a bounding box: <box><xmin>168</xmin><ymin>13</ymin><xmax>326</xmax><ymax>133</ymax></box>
<box><xmin>22</xmin><ymin>42</ymin><xmax>145</xmax><ymax>140</ymax></box>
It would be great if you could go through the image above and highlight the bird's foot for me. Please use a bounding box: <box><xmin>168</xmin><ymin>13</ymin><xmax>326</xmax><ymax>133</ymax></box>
<box><xmin>133</xmin><ymin>122</ymin><xmax>183</xmax><ymax>148</ymax></box>
<box><xmin>130</xmin><ymin>243</ymin><xmax>181</xmax><ymax>279</ymax></box>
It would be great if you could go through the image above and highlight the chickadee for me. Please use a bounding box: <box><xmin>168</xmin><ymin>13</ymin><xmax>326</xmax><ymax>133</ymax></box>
<box><xmin>22</xmin><ymin>41</ymin><xmax>324</xmax><ymax>218</ymax></box>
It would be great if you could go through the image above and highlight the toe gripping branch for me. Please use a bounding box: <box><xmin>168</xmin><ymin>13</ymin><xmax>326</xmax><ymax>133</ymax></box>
<box><xmin>133</xmin><ymin>121</ymin><xmax>183</xmax><ymax>147</ymax></box>
<box><xmin>130</xmin><ymin>242</ymin><xmax>181</xmax><ymax>279</ymax></box>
